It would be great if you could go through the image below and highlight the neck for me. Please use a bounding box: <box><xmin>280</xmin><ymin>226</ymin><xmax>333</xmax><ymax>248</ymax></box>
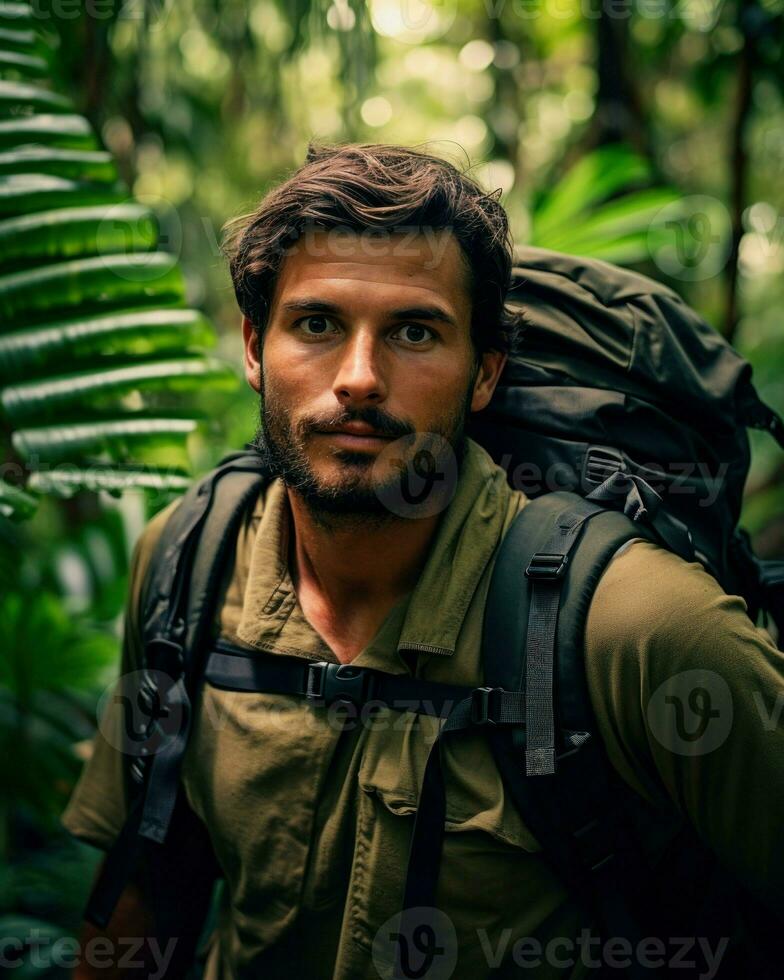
<box><xmin>286</xmin><ymin>489</ymin><xmax>440</xmax><ymax>615</ymax></box>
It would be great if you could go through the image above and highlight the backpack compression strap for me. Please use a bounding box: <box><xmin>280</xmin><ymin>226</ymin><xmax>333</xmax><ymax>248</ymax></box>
<box><xmin>84</xmin><ymin>449</ymin><xmax>270</xmax><ymax>939</ymax></box>
<box><xmin>483</xmin><ymin>492</ymin><xmax>666</xmax><ymax>953</ymax></box>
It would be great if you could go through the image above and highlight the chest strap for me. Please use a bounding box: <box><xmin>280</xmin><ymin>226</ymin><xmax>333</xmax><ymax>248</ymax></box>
<box><xmin>205</xmin><ymin>639</ymin><xmax>528</xmax><ymax>725</ymax></box>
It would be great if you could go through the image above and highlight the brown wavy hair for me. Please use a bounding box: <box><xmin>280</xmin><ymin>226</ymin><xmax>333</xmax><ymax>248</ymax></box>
<box><xmin>221</xmin><ymin>142</ymin><xmax>524</xmax><ymax>359</ymax></box>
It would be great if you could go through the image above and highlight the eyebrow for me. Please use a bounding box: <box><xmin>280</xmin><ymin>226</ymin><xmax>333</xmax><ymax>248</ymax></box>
<box><xmin>277</xmin><ymin>298</ymin><xmax>457</xmax><ymax>327</ymax></box>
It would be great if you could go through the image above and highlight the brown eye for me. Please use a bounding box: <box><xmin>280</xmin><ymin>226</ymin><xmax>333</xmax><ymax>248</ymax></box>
<box><xmin>395</xmin><ymin>324</ymin><xmax>433</xmax><ymax>345</ymax></box>
<box><xmin>299</xmin><ymin>315</ymin><xmax>336</xmax><ymax>335</ymax></box>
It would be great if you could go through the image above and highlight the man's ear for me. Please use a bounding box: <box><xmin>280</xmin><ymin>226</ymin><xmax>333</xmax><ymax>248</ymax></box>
<box><xmin>470</xmin><ymin>350</ymin><xmax>507</xmax><ymax>413</ymax></box>
<box><xmin>242</xmin><ymin>316</ymin><xmax>261</xmax><ymax>394</ymax></box>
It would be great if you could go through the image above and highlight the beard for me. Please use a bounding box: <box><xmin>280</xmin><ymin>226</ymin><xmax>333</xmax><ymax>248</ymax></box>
<box><xmin>251</xmin><ymin>371</ymin><xmax>474</xmax><ymax>529</ymax></box>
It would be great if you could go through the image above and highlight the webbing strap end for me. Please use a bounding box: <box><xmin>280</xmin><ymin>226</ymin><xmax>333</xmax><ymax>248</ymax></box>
<box><xmin>139</xmin><ymin>820</ymin><xmax>167</xmax><ymax>845</ymax></box>
<box><xmin>525</xmin><ymin>745</ymin><xmax>556</xmax><ymax>776</ymax></box>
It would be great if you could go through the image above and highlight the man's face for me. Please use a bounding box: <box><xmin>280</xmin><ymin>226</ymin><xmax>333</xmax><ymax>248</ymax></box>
<box><xmin>242</xmin><ymin>228</ymin><xmax>506</xmax><ymax>521</ymax></box>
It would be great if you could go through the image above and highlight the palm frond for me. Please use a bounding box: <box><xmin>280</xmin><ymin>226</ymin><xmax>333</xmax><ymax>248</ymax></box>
<box><xmin>0</xmin><ymin>5</ymin><xmax>238</xmax><ymax>513</ymax></box>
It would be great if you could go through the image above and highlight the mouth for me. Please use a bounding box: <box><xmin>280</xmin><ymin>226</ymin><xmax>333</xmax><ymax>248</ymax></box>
<box><xmin>314</xmin><ymin>424</ymin><xmax>396</xmax><ymax>448</ymax></box>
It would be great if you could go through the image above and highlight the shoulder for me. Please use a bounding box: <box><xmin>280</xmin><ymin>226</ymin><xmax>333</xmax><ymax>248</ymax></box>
<box><xmin>588</xmin><ymin>539</ymin><xmax>735</xmax><ymax>639</ymax></box>
<box><xmin>129</xmin><ymin>496</ymin><xmax>183</xmax><ymax>582</ymax></box>
<box><xmin>125</xmin><ymin>495</ymin><xmax>184</xmax><ymax>636</ymax></box>
<box><xmin>585</xmin><ymin>538</ymin><xmax>778</xmax><ymax>672</ymax></box>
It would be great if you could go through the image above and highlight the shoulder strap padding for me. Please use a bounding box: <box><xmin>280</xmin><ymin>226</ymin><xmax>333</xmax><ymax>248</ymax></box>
<box><xmin>141</xmin><ymin>450</ymin><xmax>270</xmax><ymax>661</ymax></box>
<box><xmin>182</xmin><ymin>464</ymin><xmax>269</xmax><ymax>686</ymax></box>
<box><xmin>481</xmin><ymin>492</ymin><xmax>684</xmax><ymax>930</ymax></box>
<box><xmin>135</xmin><ymin>452</ymin><xmax>271</xmax><ymax>848</ymax></box>
<box><xmin>85</xmin><ymin>451</ymin><xmax>271</xmax><ymax>938</ymax></box>
<box><xmin>480</xmin><ymin>491</ymin><xmax>724</xmax><ymax>965</ymax></box>
<box><xmin>482</xmin><ymin>489</ymin><xmax>657</xmax><ymax>731</ymax></box>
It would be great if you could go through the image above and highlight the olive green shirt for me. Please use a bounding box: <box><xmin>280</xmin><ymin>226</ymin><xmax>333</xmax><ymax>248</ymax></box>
<box><xmin>61</xmin><ymin>439</ymin><xmax>784</xmax><ymax>978</ymax></box>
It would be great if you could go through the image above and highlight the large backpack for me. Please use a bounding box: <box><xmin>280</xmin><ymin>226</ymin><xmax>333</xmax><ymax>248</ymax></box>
<box><xmin>83</xmin><ymin>248</ymin><xmax>784</xmax><ymax>978</ymax></box>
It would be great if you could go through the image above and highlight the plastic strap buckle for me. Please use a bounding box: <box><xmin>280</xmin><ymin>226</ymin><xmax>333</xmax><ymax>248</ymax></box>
<box><xmin>145</xmin><ymin>636</ymin><xmax>185</xmax><ymax>677</ymax></box>
<box><xmin>582</xmin><ymin>444</ymin><xmax>625</xmax><ymax>489</ymax></box>
<box><xmin>470</xmin><ymin>686</ymin><xmax>503</xmax><ymax>726</ymax></box>
<box><xmin>525</xmin><ymin>553</ymin><xmax>569</xmax><ymax>580</ymax></box>
<box><xmin>305</xmin><ymin>662</ymin><xmax>376</xmax><ymax>707</ymax></box>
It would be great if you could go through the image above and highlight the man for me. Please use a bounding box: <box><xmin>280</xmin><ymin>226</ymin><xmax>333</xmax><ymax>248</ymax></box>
<box><xmin>62</xmin><ymin>143</ymin><xmax>783</xmax><ymax>979</ymax></box>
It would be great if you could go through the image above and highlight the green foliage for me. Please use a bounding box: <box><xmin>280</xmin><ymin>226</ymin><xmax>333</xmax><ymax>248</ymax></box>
<box><xmin>0</xmin><ymin>202</ymin><xmax>158</xmax><ymax>263</ymax></box>
<box><xmin>531</xmin><ymin>146</ymin><xmax>683</xmax><ymax>264</ymax></box>
<box><xmin>3</xmin><ymin>357</ymin><xmax>236</xmax><ymax>424</ymax></box>
<box><xmin>0</xmin><ymin>492</ymin><xmax>129</xmax><ymax>932</ymax></box>
<box><xmin>0</xmin><ymin>591</ymin><xmax>117</xmax><ymax>829</ymax></box>
<box><xmin>0</xmin><ymin>477</ymin><xmax>37</xmax><ymax>520</ymax></box>
<box><xmin>0</xmin><ymin>79</ymin><xmax>72</xmax><ymax>114</ymax></box>
<box><xmin>0</xmin><ymin>308</ymin><xmax>214</xmax><ymax>377</ymax></box>
<box><xmin>0</xmin><ymin>114</ymin><xmax>97</xmax><ymax>150</ymax></box>
<box><xmin>0</xmin><ymin>2</ymin><xmax>239</xmax><ymax>521</ymax></box>
<box><xmin>0</xmin><ymin>146</ymin><xmax>117</xmax><ymax>180</ymax></box>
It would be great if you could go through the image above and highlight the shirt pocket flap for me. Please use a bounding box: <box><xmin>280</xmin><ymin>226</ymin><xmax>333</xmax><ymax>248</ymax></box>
<box><xmin>358</xmin><ymin>719</ymin><xmax>542</xmax><ymax>853</ymax></box>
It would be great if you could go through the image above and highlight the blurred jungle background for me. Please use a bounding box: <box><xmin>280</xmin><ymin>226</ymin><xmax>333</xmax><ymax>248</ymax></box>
<box><xmin>0</xmin><ymin>0</ymin><xmax>782</xmax><ymax>968</ymax></box>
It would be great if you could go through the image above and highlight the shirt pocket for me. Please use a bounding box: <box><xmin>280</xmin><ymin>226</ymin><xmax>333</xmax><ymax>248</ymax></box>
<box><xmin>183</xmin><ymin>683</ymin><xmax>348</xmax><ymax>952</ymax></box>
<box><xmin>347</xmin><ymin>715</ymin><xmax>569</xmax><ymax>968</ymax></box>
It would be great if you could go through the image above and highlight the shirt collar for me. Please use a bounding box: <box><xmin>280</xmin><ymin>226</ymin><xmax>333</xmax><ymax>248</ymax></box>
<box><xmin>235</xmin><ymin>438</ymin><xmax>519</xmax><ymax>668</ymax></box>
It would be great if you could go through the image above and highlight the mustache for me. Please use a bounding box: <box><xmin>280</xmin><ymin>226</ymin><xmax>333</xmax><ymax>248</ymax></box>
<box><xmin>300</xmin><ymin>408</ymin><xmax>414</xmax><ymax>440</ymax></box>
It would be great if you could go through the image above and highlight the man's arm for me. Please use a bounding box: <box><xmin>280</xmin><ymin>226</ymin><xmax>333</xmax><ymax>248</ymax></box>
<box><xmin>585</xmin><ymin>539</ymin><xmax>784</xmax><ymax>913</ymax></box>
<box><xmin>61</xmin><ymin>501</ymin><xmax>182</xmax><ymax>969</ymax></box>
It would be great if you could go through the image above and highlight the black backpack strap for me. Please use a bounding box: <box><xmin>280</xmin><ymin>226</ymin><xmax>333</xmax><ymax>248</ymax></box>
<box><xmin>396</xmin><ymin>494</ymin><xmax>631</xmax><ymax>946</ymax></box>
<box><xmin>84</xmin><ymin>448</ymin><xmax>270</xmax><ymax>950</ymax></box>
<box><xmin>518</xmin><ymin>494</ymin><xmax>610</xmax><ymax>775</ymax></box>
<box><xmin>207</xmin><ymin>638</ymin><xmax>477</xmax><ymax>715</ymax></box>
<box><xmin>481</xmin><ymin>490</ymin><xmax>738</xmax><ymax>977</ymax></box>
<box><xmin>729</xmin><ymin>527</ymin><xmax>784</xmax><ymax>648</ymax></box>
<box><xmin>138</xmin><ymin>453</ymin><xmax>268</xmax><ymax>846</ymax></box>
<box><xmin>482</xmin><ymin>492</ymin><xmax>666</xmax><ymax>976</ymax></box>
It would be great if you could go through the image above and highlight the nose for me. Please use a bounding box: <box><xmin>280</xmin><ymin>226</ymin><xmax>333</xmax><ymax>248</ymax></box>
<box><xmin>332</xmin><ymin>329</ymin><xmax>387</xmax><ymax>407</ymax></box>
